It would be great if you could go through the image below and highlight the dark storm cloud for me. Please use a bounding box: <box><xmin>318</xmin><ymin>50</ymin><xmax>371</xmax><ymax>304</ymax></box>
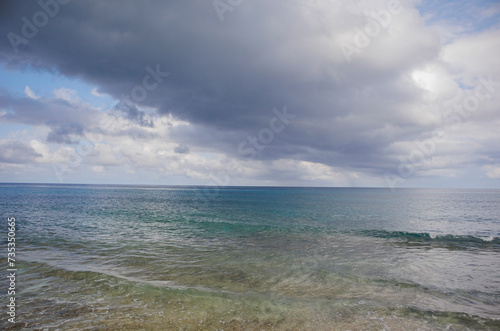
<box><xmin>0</xmin><ymin>0</ymin><xmax>454</xmax><ymax>175</ymax></box>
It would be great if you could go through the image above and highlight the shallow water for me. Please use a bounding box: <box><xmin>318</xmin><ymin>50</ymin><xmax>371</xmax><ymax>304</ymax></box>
<box><xmin>1</xmin><ymin>184</ymin><xmax>499</xmax><ymax>330</ymax></box>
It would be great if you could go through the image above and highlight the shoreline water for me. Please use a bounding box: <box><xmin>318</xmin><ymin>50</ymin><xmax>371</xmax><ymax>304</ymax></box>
<box><xmin>1</xmin><ymin>185</ymin><xmax>499</xmax><ymax>329</ymax></box>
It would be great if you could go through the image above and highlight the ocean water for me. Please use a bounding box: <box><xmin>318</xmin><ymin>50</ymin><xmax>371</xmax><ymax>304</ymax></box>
<box><xmin>1</xmin><ymin>184</ymin><xmax>499</xmax><ymax>330</ymax></box>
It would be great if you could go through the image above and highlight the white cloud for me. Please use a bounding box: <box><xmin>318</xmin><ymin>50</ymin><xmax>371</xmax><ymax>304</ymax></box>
<box><xmin>86</xmin><ymin>143</ymin><xmax>123</xmax><ymax>166</ymax></box>
<box><xmin>91</xmin><ymin>165</ymin><xmax>105</xmax><ymax>173</ymax></box>
<box><xmin>441</xmin><ymin>29</ymin><xmax>500</xmax><ymax>81</ymax></box>
<box><xmin>53</xmin><ymin>87</ymin><xmax>79</xmax><ymax>102</ymax></box>
<box><xmin>29</xmin><ymin>139</ymin><xmax>78</xmax><ymax>164</ymax></box>
<box><xmin>24</xmin><ymin>86</ymin><xmax>39</xmax><ymax>99</ymax></box>
<box><xmin>91</xmin><ymin>88</ymin><xmax>105</xmax><ymax>97</ymax></box>
<box><xmin>483</xmin><ymin>165</ymin><xmax>500</xmax><ymax>179</ymax></box>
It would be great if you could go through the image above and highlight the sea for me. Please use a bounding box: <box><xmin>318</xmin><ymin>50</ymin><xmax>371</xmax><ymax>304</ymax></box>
<box><xmin>0</xmin><ymin>184</ymin><xmax>499</xmax><ymax>330</ymax></box>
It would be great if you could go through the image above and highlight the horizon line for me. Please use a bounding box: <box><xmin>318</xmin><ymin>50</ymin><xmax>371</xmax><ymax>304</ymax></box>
<box><xmin>0</xmin><ymin>182</ymin><xmax>498</xmax><ymax>190</ymax></box>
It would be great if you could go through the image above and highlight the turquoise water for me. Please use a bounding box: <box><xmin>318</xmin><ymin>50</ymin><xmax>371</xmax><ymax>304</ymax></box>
<box><xmin>1</xmin><ymin>184</ymin><xmax>499</xmax><ymax>330</ymax></box>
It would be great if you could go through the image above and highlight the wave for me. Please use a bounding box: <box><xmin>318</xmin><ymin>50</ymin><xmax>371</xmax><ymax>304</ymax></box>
<box><xmin>354</xmin><ymin>230</ymin><xmax>500</xmax><ymax>246</ymax></box>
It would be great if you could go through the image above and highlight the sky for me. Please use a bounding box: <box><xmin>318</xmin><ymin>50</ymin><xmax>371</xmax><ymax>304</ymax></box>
<box><xmin>0</xmin><ymin>0</ymin><xmax>499</xmax><ymax>188</ymax></box>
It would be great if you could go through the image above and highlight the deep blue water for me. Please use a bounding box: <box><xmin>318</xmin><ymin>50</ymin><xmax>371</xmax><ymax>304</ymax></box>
<box><xmin>1</xmin><ymin>184</ymin><xmax>499</xmax><ymax>329</ymax></box>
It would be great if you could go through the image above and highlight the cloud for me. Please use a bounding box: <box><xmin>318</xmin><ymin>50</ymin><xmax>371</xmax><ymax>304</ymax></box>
<box><xmin>0</xmin><ymin>140</ymin><xmax>42</xmax><ymax>164</ymax></box>
<box><xmin>24</xmin><ymin>85</ymin><xmax>39</xmax><ymax>99</ymax></box>
<box><xmin>91</xmin><ymin>88</ymin><xmax>105</xmax><ymax>97</ymax></box>
<box><xmin>91</xmin><ymin>165</ymin><xmax>104</xmax><ymax>173</ymax></box>
<box><xmin>0</xmin><ymin>88</ymin><xmax>102</xmax><ymax>128</ymax></box>
<box><xmin>441</xmin><ymin>29</ymin><xmax>500</xmax><ymax>82</ymax></box>
<box><xmin>483</xmin><ymin>165</ymin><xmax>500</xmax><ymax>179</ymax></box>
<box><xmin>46</xmin><ymin>122</ymin><xmax>84</xmax><ymax>144</ymax></box>
<box><xmin>0</xmin><ymin>0</ymin><xmax>499</xmax><ymax>186</ymax></box>
<box><xmin>86</xmin><ymin>144</ymin><xmax>122</xmax><ymax>166</ymax></box>
<box><xmin>113</xmin><ymin>100</ymin><xmax>154</xmax><ymax>127</ymax></box>
<box><xmin>174</xmin><ymin>144</ymin><xmax>189</xmax><ymax>154</ymax></box>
